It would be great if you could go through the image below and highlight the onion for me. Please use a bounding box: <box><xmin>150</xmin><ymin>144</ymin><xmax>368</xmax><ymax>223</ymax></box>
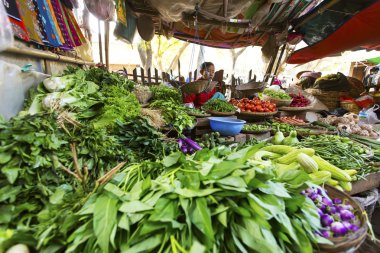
<box><xmin>331</xmin><ymin>222</ymin><xmax>348</xmax><ymax>236</ymax></box>
<box><xmin>321</xmin><ymin>214</ymin><xmax>334</xmax><ymax>227</ymax></box>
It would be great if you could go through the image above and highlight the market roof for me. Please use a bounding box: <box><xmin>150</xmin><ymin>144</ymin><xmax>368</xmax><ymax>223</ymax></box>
<box><xmin>287</xmin><ymin>0</ymin><xmax>380</xmax><ymax>64</ymax></box>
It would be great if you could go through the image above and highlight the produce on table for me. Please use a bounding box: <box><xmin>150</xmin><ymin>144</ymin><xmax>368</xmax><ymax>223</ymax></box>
<box><xmin>274</xmin><ymin>116</ymin><xmax>306</xmax><ymax>125</ymax></box>
<box><xmin>299</xmin><ymin>135</ymin><xmax>375</xmax><ymax>179</ymax></box>
<box><xmin>273</xmin><ymin>127</ymin><xmax>285</xmax><ymax>144</ymax></box>
<box><xmin>149</xmin><ymin>84</ymin><xmax>182</xmax><ymax>104</ymax></box>
<box><xmin>13</xmin><ymin>145</ymin><xmax>329</xmax><ymax>253</ymax></box>
<box><xmin>186</xmin><ymin>107</ymin><xmax>209</xmax><ymax>116</ymax></box>
<box><xmin>263</xmin><ymin>89</ymin><xmax>292</xmax><ymax>100</ymax></box>
<box><xmin>230</xmin><ymin>97</ymin><xmax>277</xmax><ymax>113</ymax></box>
<box><xmin>242</xmin><ymin>123</ymin><xmax>270</xmax><ymax>132</ymax></box>
<box><xmin>311</xmin><ymin>121</ymin><xmax>338</xmax><ymax>132</ymax></box>
<box><xmin>302</xmin><ymin>188</ymin><xmax>362</xmax><ymax>238</ymax></box>
<box><xmin>265</xmin><ymin>121</ymin><xmax>295</xmax><ymax>133</ymax></box>
<box><xmin>178</xmin><ymin>137</ymin><xmax>202</xmax><ymax>154</ymax></box>
<box><xmin>203</xmin><ymin>98</ymin><xmax>236</xmax><ymax>112</ymax></box>
<box><xmin>150</xmin><ymin>99</ymin><xmax>195</xmax><ymax>132</ymax></box>
<box><xmin>319</xmin><ymin>113</ymin><xmax>379</xmax><ymax>138</ymax></box>
<box><xmin>289</xmin><ymin>93</ymin><xmax>310</xmax><ymax>107</ymax></box>
<box><xmin>282</xmin><ymin>130</ymin><xmax>300</xmax><ymax>145</ymax></box>
<box><xmin>140</xmin><ymin>108</ymin><xmax>165</xmax><ymax>129</ymax></box>
<box><xmin>196</xmin><ymin>132</ymin><xmax>227</xmax><ymax>149</ymax></box>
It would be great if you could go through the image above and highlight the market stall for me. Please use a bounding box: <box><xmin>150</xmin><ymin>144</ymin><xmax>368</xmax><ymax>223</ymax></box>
<box><xmin>1</xmin><ymin>0</ymin><xmax>380</xmax><ymax>253</ymax></box>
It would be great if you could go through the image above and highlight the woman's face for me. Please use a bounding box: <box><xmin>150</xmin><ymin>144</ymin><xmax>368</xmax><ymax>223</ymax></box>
<box><xmin>201</xmin><ymin>65</ymin><xmax>215</xmax><ymax>79</ymax></box>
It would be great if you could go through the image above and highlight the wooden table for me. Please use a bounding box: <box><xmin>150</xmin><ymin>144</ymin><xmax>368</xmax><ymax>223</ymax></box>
<box><xmin>349</xmin><ymin>171</ymin><xmax>380</xmax><ymax>195</ymax></box>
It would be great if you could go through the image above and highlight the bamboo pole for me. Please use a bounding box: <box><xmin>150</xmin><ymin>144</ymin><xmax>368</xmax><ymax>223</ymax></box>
<box><xmin>271</xmin><ymin>44</ymin><xmax>287</xmax><ymax>84</ymax></box>
<box><xmin>98</xmin><ymin>20</ymin><xmax>103</xmax><ymax>63</ymax></box>
<box><xmin>3</xmin><ymin>47</ymin><xmax>95</xmax><ymax>65</ymax></box>
<box><xmin>104</xmin><ymin>21</ymin><xmax>110</xmax><ymax>70</ymax></box>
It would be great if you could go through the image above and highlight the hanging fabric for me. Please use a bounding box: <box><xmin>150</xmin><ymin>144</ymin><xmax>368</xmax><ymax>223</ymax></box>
<box><xmin>35</xmin><ymin>0</ymin><xmax>62</xmax><ymax>47</ymax></box>
<box><xmin>50</xmin><ymin>0</ymin><xmax>74</xmax><ymax>49</ymax></box>
<box><xmin>114</xmin><ymin>0</ymin><xmax>136</xmax><ymax>43</ymax></box>
<box><xmin>3</xmin><ymin>0</ymin><xmax>29</xmax><ymax>41</ymax></box>
<box><xmin>17</xmin><ymin>0</ymin><xmax>43</xmax><ymax>44</ymax></box>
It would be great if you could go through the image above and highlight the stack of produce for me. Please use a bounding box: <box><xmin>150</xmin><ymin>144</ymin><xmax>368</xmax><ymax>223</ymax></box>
<box><xmin>242</xmin><ymin>124</ymin><xmax>271</xmax><ymax>132</ymax></box>
<box><xmin>274</xmin><ymin>116</ymin><xmax>307</xmax><ymax>125</ymax></box>
<box><xmin>196</xmin><ymin>132</ymin><xmax>227</xmax><ymax>149</ymax></box>
<box><xmin>303</xmin><ymin>188</ymin><xmax>362</xmax><ymax>238</ymax></box>
<box><xmin>177</xmin><ymin>137</ymin><xmax>202</xmax><ymax>154</ymax></box>
<box><xmin>289</xmin><ymin>93</ymin><xmax>310</xmax><ymax>107</ymax></box>
<box><xmin>150</xmin><ymin>85</ymin><xmax>182</xmax><ymax>104</ymax></box>
<box><xmin>203</xmin><ymin>99</ymin><xmax>236</xmax><ymax>113</ymax></box>
<box><xmin>265</xmin><ymin>121</ymin><xmax>296</xmax><ymax>133</ymax></box>
<box><xmin>230</xmin><ymin>97</ymin><xmax>277</xmax><ymax>113</ymax></box>
<box><xmin>319</xmin><ymin>113</ymin><xmax>379</xmax><ymax>138</ymax></box>
<box><xmin>263</xmin><ymin>89</ymin><xmax>292</xmax><ymax>100</ymax></box>
<box><xmin>299</xmin><ymin>135</ymin><xmax>376</xmax><ymax>178</ymax></box>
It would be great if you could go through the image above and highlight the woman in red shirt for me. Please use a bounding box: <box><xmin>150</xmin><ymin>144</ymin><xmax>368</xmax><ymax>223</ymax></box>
<box><xmin>183</xmin><ymin>62</ymin><xmax>225</xmax><ymax>107</ymax></box>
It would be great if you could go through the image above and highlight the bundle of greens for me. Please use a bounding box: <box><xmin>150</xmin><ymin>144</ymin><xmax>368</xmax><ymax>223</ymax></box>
<box><xmin>22</xmin><ymin>145</ymin><xmax>329</xmax><ymax>253</ymax></box>
<box><xmin>150</xmin><ymin>85</ymin><xmax>182</xmax><ymax>104</ymax></box>
<box><xmin>150</xmin><ymin>99</ymin><xmax>195</xmax><ymax>132</ymax></box>
<box><xmin>202</xmin><ymin>99</ymin><xmax>236</xmax><ymax>112</ymax></box>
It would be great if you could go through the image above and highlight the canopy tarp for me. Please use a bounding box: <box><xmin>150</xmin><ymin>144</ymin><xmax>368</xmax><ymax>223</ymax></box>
<box><xmin>287</xmin><ymin>0</ymin><xmax>380</xmax><ymax>64</ymax></box>
<box><xmin>368</xmin><ymin>56</ymin><xmax>380</xmax><ymax>64</ymax></box>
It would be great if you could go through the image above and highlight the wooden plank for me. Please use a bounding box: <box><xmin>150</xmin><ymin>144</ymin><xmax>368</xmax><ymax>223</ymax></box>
<box><xmin>140</xmin><ymin>67</ymin><xmax>145</xmax><ymax>84</ymax></box>
<box><xmin>155</xmin><ymin>68</ymin><xmax>159</xmax><ymax>84</ymax></box>
<box><xmin>349</xmin><ymin>171</ymin><xmax>380</xmax><ymax>195</ymax></box>
<box><xmin>194</xmin><ymin>69</ymin><xmax>198</xmax><ymax>80</ymax></box>
<box><xmin>189</xmin><ymin>71</ymin><xmax>192</xmax><ymax>82</ymax></box>
<box><xmin>133</xmin><ymin>68</ymin><xmax>138</xmax><ymax>82</ymax></box>
<box><xmin>170</xmin><ymin>69</ymin><xmax>173</xmax><ymax>77</ymax></box>
<box><xmin>147</xmin><ymin>68</ymin><xmax>152</xmax><ymax>84</ymax></box>
<box><xmin>249</xmin><ymin>70</ymin><xmax>252</xmax><ymax>81</ymax></box>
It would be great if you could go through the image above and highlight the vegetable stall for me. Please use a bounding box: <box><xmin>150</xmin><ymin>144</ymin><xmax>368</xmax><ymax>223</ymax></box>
<box><xmin>1</xmin><ymin>0</ymin><xmax>380</xmax><ymax>253</ymax></box>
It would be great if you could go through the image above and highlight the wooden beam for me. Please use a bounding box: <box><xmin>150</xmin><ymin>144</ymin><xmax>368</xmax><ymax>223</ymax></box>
<box><xmin>98</xmin><ymin>20</ymin><xmax>103</xmax><ymax>63</ymax></box>
<box><xmin>104</xmin><ymin>21</ymin><xmax>110</xmax><ymax>70</ymax></box>
<box><xmin>271</xmin><ymin>44</ymin><xmax>287</xmax><ymax>84</ymax></box>
<box><xmin>223</xmin><ymin>0</ymin><xmax>228</xmax><ymax>18</ymax></box>
<box><xmin>264</xmin><ymin>46</ymin><xmax>280</xmax><ymax>83</ymax></box>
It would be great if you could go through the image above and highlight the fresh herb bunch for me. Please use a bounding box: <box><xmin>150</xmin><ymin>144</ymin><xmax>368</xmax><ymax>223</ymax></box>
<box><xmin>117</xmin><ymin>117</ymin><xmax>179</xmax><ymax>161</ymax></box>
<box><xmin>85</xmin><ymin>67</ymin><xmax>135</xmax><ymax>92</ymax></box>
<box><xmin>186</xmin><ymin>107</ymin><xmax>209</xmax><ymax>116</ymax></box>
<box><xmin>150</xmin><ymin>99</ymin><xmax>195</xmax><ymax>132</ymax></box>
<box><xmin>150</xmin><ymin>85</ymin><xmax>182</xmax><ymax>104</ymax></box>
<box><xmin>202</xmin><ymin>99</ymin><xmax>236</xmax><ymax>112</ymax></box>
<box><xmin>263</xmin><ymin>89</ymin><xmax>291</xmax><ymax>100</ymax></box>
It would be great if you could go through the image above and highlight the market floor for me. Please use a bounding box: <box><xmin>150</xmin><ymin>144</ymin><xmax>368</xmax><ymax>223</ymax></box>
<box><xmin>357</xmin><ymin>207</ymin><xmax>380</xmax><ymax>252</ymax></box>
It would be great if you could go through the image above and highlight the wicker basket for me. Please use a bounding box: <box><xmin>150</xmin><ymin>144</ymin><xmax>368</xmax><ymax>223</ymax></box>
<box><xmin>316</xmin><ymin>186</ymin><xmax>368</xmax><ymax>253</ymax></box>
<box><xmin>236</xmin><ymin>81</ymin><xmax>266</xmax><ymax>98</ymax></box>
<box><xmin>305</xmin><ymin>89</ymin><xmax>350</xmax><ymax>110</ymax></box>
<box><xmin>347</xmin><ymin>77</ymin><xmax>365</xmax><ymax>98</ymax></box>
<box><xmin>181</xmin><ymin>80</ymin><xmax>217</xmax><ymax>95</ymax></box>
<box><xmin>340</xmin><ymin>101</ymin><xmax>360</xmax><ymax>114</ymax></box>
<box><xmin>262</xmin><ymin>94</ymin><xmax>292</xmax><ymax>107</ymax></box>
<box><xmin>133</xmin><ymin>90</ymin><xmax>153</xmax><ymax>104</ymax></box>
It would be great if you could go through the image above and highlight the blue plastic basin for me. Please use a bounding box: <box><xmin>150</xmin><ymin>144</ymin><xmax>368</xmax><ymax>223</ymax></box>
<box><xmin>208</xmin><ymin>117</ymin><xmax>246</xmax><ymax>136</ymax></box>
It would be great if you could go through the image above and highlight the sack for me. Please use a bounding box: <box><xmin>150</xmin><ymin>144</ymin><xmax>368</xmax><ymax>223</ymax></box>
<box><xmin>0</xmin><ymin>2</ymin><xmax>14</xmax><ymax>51</ymax></box>
<box><xmin>84</xmin><ymin>0</ymin><xmax>115</xmax><ymax>21</ymax></box>
<box><xmin>313</xmin><ymin>72</ymin><xmax>350</xmax><ymax>91</ymax></box>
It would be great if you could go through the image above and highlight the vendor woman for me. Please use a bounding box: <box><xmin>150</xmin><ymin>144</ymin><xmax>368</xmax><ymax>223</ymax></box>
<box><xmin>183</xmin><ymin>62</ymin><xmax>225</xmax><ymax>107</ymax></box>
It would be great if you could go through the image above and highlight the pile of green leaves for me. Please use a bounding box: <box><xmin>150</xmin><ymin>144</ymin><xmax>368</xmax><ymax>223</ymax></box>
<box><xmin>263</xmin><ymin>89</ymin><xmax>291</xmax><ymax>100</ymax></box>
<box><xmin>84</xmin><ymin>67</ymin><xmax>135</xmax><ymax>92</ymax></box>
<box><xmin>150</xmin><ymin>85</ymin><xmax>182</xmax><ymax>104</ymax></box>
<box><xmin>150</xmin><ymin>99</ymin><xmax>195</xmax><ymax>132</ymax></box>
<box><xmin>202</xmin><ymin>99</ymin><xmax>236</xmax><ymax>112</ymax></box>
<box><xmin>28</xmin><ymin>144</ymin><xmax>329</xmax><ymax>253</ymax></box>
<box><xmin>117</xmin><ymin>117</ymin><xmax>179</xmax><ymax>161</ymax></box>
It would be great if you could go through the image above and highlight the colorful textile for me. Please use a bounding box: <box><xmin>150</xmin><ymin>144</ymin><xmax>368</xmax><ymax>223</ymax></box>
<box><xmin>3</xmin><ymin>0</ymin><xmax>29</xmax><ymax>41</ymax></box>
<box><xmin>35</xmin><ymin>0</ymin><xmax>62</xmax><ymax>47</ymax></box>
<box><xmin>17</xmin><ymin>0</ymin><xmax>43</xmax><ymax>44</ymax></box>
<box><xmin>60</xmin><ymin>0</ymin><xmax>83</xmax><ymax>47</ymax></box>
<box><xmin>50</xmin><ymin>0</ymin><xmax>74</xmax><ymax>49</ymax></box>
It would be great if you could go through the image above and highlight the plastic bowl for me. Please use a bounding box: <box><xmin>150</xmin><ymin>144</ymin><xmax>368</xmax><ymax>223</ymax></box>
<box><xmin>208</xmin><ymin>117</ymin><xmax>246</xmax><ymax>136</ymax></box>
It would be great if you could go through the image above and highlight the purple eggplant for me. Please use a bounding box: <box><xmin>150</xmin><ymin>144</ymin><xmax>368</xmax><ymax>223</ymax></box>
<box><xmin>321</xmin><ymin>229</ymin><xmax>332</xmax><ymax>238</ymax></box>
<box><xmin>339</xmin><ymin>210</ymin><xmax>355</xmax><ymax>221</ymax></box>
<box><xmin>351</xmin><ymin>224</ymin><xmax>360</xmax><ymax>232</ymax></box>
<box><xmin>333</xmin><ymin>198</ymin><xmax>343</xmax><ymax>205</ymax></box>
<box><xmin>183</xmin><ymin>137</ymin><xmax>203</xmax><ymax>151</ymax></box>
<box><xmin>321</xmin><ymin>214</ymin><xmax>334</xmax><ymax>227</ymax></box>
<box><xmin>326</xmin><ymin>206</ymin><xmax>337</xmax><ymax>215</ymax></box>
<box><xmin>331</xmin><ymin>222</ymin><xmax>348</xmax><ymax>236</ymax></box>
<box><xmin>322</xmin><ymin>197</ymin><xmax>333</xmax><ymax>207</ymax></box>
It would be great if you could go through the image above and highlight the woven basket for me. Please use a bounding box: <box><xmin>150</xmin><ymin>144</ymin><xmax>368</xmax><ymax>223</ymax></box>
<box><xmin>340</xmin><ymin>101</ymin><xmax>360</xmax><ymax>114</ymax></box>
<box><xmin>181</xmin><ymin>80</ymin><xmax>217</xmax><ymax>95</ymax></box>
<box><xmin>316</xmin><ymin>186</ymin><xmax>368</xmax><ymax>253</ymax></box>
<box><xmin>262</xmin><ymin>94</ymin><xmax>292</xmax><ymax>107</ymax></box>
<box><xmin>305</xmin><ymin>89</ymin><xmax>350</xmax><ymax>110</ymax></box>
<box><xmin>236</xmin><ymin>81</ymin><xmax>266</xmax><ymax>98</ymax></box>
<box><xmin>206</xmin><ymin>110</ymin><xmax>236</xmax><ymax>116</ymax></box>
<box><xmin>347</xmin><ymin>77</ymin><xmax>365</xmax><ymax>98</ymax></box>
<box><xmin>133</xmin><ymin>90</ymin><xmax>153</xmax><ymax>104</ymax></box>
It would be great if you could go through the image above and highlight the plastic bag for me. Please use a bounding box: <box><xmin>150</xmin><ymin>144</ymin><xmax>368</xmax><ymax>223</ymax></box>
<box><xmin>352</xmin><ymin>188</ymin><xmax>379</xmax><ymax>221</ymax></box>
<box><xmin>84</xmin><ymin>0</ymin><xmax>114</xmax><ymax>21</ymax></box>
<box><xmin>286</xmin><ymin>86</ymin><xmax>328</xmax><ymax>112</ymax></box>
<box><xmin>364</xmin><ymin>104</ymin><xmax>380</xmax><ymax>124</ymax></box>
<box><xmin>0</xmin><ymin>60</ymin><xmax>49</xmax><ymax>120</ymax></box>
<box><xmin>0</xmin><ymin>2</ymin><xmax>14</xmax><ymax>51</ymax></box>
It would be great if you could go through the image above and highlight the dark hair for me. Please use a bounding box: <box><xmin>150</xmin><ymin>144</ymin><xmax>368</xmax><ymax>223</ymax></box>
<box><xmin>200</xmin><ymin>62</ymin><xmax>214</xmax><ymax>71</ymax></box>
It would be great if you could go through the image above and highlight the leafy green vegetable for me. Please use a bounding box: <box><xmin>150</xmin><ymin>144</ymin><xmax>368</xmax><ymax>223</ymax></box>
<box><xmin>150</xmin><ymin>85</ymin><xmax>182</xmax><ymax>104</ymax></box>
<box><xmin>263</xmin><ymin>89</ymin><xmax>291</xmax><ymax>100</ymax></box>
<box><xmin>202</xmin><ymin>99</ymin><xmax>236</xmax><ymax>112</ymax></box>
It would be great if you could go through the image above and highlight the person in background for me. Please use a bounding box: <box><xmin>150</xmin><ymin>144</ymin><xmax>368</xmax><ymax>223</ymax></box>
<box><xmin>183</xmin><ymin>62</ymin><xmax>225</xmax><ymax>108</ymax></box>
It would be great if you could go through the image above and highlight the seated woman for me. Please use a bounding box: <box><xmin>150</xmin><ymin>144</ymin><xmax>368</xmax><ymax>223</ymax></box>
<box><xmin>183</xmin><ymin>62</ymin><xmax>225</xmax><ymax>108</ymax></box>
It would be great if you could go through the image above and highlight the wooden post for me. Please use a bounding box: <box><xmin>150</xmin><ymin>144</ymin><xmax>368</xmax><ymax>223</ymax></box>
<box><xmin>104</xmin><ymin>21</ymin><xmax>110</xmax><ymax>70</ymax></box>
<box><xmin>170</xmin><ymin>69</ymin><xmax>173</xmax><ymax>77</ymax></box>
<box><xmin>147</xmin><ymin>68</ymin><xmax>152</xmax><ymax>84</ymax></box>
<box><xmin>154</xmin><ymin>68</ymin><xmax>159</xmax><ymax>84</ymax></box>
<box><xmin>141</xmin><ymin>67</ymin><xmax>145</xmax><ymax>84</ymax></box>
<box><xmin>194</xmin><ymin>69</ymin><xmax>198</xmax><ymax>80</ymax></box>
<box><xmin>248</xmin><ymin>69</ymin><xmax>252</xmax><ymax>81</ymax></box>
<box><xmin>98</xmin><ymin>20</ymin><xmax>103</xmax><ymax>63</ymax></box>
<box><xmin>178</xmin><ymin>59</ymin><xmax>181</xmax><ymax>80</ymax></box>
<box><xmin>271</xmin><ymin>44</ymin><xmax>287</xmax><ymax>84</ymax></box>
<box><xmin>264</xmin><ymin>46</ymin><xmax>280</xmax><ymax>83</ymax></box>
<box><xmin>133</xmin><ymin>68</ymin><xmax>138</xmax><ymax>82</ymax></box>
<box><xmin>188</xmin><ymin>72</ymin><xmax>192</xmax><ymax>82</ymax></box>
